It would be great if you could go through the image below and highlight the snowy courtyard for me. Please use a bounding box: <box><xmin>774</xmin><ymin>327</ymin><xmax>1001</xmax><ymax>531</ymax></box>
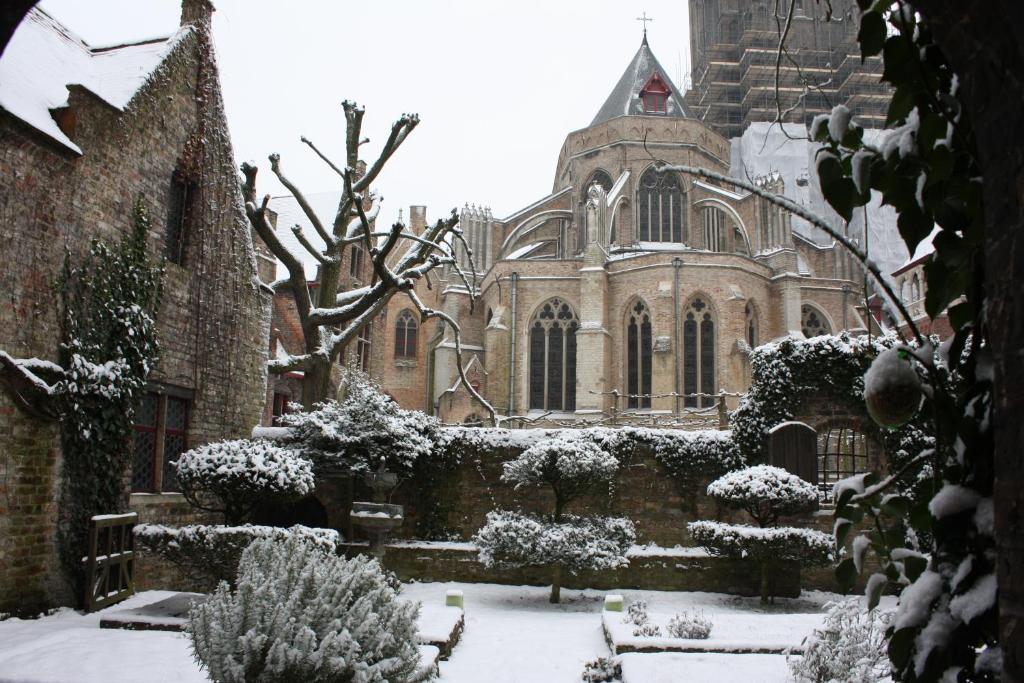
<box><xmin>0</xmin><ymin>583</ymin><xmax>854</xmax><ymax>683</ymax></box>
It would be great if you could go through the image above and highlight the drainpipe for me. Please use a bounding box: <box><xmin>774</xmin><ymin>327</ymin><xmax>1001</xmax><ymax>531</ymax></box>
<box><xmin>672</xmin><ymin>257</ymin><xmax>683</xmax><ymax>417</ymax></box>
<box><xmin>507</xmin><ymin>272</ymin><xmax>519</xmax><ymax>416</ymax></box>
<box><xmin>425</xmin><ymin>321</ymin><xmax>445</xmax><ymax>416</ymax></box>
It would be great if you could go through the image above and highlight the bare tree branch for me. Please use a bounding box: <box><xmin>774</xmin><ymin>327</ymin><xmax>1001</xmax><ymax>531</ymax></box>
<box><xmin>299</xmin><ymin>135</ymin><xmax>346</xmax><ymax>179</ymax></box>
<box><xmin>267</xmin><ymin>154</ymin><xmax>333</xmax><ymax>247</ymax></box>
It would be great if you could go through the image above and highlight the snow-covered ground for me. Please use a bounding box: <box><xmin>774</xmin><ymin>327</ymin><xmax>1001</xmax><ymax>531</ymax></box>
<box><xmin>0</xmin><ymin>584</ymin><xmax>844</xmax><ymax>682</ymax></box>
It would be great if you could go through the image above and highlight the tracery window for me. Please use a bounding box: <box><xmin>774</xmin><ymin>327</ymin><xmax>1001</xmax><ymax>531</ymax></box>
<box><xmin>683</xmin><ymin>297</ymin><xmax>715</xmax><ymax>408</ymax></box>
<box><xmin>528</xmin><ymin>299</ymin><xmax>578</xmax><ymax>411</ymax></box>
<box><xmin>626</xmin><ymin>300</ymin><xmax>653</xmax><ymax>409</ymax></box>
<box><xmin>637</xmin><ymin>167</ymin><xmax>685</xmax><ymax>243</ymax></box>
<box><xmin>817</xmin><ymin>421</ymin><xmax>873</xmax><ymax>495</ymax></box>
<box><xmin>394</xmin><ymin>310</ymin><xmax>418</xmax><ymax>358</ymax></box>
<box><xmin>801</xmin><ymin>304</ymin><xmax>831</xmax><ymax>338</ymax></box>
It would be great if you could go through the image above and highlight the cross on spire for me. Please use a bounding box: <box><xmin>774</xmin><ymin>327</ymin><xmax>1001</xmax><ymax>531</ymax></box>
<box><xmin>636</xmin><ymin>11</ymin><xmax>654</xmax><ymax>38</ymax></box>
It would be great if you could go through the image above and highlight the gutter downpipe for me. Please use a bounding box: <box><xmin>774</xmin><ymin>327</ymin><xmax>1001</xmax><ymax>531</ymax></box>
<box><xmin>507</xmin><ymin>272</ymin><xmax>519</xmax><ymax>417</ymax></box>
<box><xmin>426</xmin><ymin>321</ymin><xmax>445</xmax><ymax>416</ymax></box>
<box><xmin>673</xmin><ymin>257</ymin><xmax>683</xmax><ymax>417</ymax></box>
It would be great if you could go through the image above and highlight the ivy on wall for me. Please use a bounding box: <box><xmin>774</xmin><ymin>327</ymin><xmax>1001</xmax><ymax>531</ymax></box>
<box><xmin>55</xmin><ymin>197</ymin><xmax>163</xmax><ymax>600</ymax></box>
<box><xmin>731</xmin><ymin>332</ymin><xmax>936</xmax><ymax>487</ymax></box>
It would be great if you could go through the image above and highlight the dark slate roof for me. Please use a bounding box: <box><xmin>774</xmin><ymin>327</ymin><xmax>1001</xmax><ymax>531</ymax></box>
<box><xmin>590</xmin><ymin>35</ymin><xmax>691</xmax><ymax>127</ymax></box>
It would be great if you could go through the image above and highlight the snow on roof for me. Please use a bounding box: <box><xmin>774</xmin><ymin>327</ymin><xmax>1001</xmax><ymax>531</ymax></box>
<box><xmin>0</xmin><ymin>8</ymin><xmax>191</xmax><ymax>153</ymax></box>
<box><xmin>268</xmin><ymin>191</ymin><xmax>344</xmax><ymax>279</ymax></box>
<box><xmin>892</xmin><ymin>225</ymin><xmax>941</xmax><ymax>276</ymax></box>
<box><xmin>504</xmin><ymin>241</ymin><xmax>546</xmax><ymax>260</ymax></box>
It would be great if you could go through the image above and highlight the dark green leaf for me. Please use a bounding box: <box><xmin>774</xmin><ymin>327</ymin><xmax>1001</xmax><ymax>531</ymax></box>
<box><xmin>858</xmin><ymin>11</ymin><xmax>886</xmax><ymax>59</ymax></box>
<box><xmin>836</xmin><ymin>557</ymin><xmax>859</xmax><ymax>590</ymax></box>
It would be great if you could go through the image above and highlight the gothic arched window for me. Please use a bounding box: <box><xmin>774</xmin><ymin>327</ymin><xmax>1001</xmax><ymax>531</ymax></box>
<box><xmin>528</xmin><ymin>298</ymin><xmax>578</xmax><ymax>411</ymax></box>
<box><xmin>626</xmin><ymin>300</ymin><xmax>653</xmax><ymax>409</ymax></box>
<box><xmin>394</xmin><ymin>310</ymin><xmax>417</xmax><ymax>358</ymax></box>
<box><xmin>683</xmin><ymin>297</ymin><xmax>715</xmax><ymax>407</ymax></box>
<box><xmin>637</xmin><ymin>168</ymin><xmax>684</xmax><ymax>243</ymax></box>
<box><xmin>586</xmin><ymin>170</ymin><xmax>613</xmax><ymax>197</ymax></box>
<box><xmin>801</xmin><ymin>304</ymin><xmax>831</xmax><ymax>338</ymax></box>
<box><xmin>745</xmin><ymin>301</ymin><xmax>759</xmax><ymax>348</ymax></box>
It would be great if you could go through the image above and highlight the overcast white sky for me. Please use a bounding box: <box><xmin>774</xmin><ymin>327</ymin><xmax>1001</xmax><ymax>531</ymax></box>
<box><xmin>36</xmin><ymin>0</ymin><xmax>691</xmax><ymax>226</ymax></box>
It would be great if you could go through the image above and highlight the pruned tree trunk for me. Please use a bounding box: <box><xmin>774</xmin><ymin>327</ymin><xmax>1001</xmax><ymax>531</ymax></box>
<box><xmin>550</xmin><ymin>563</ymin><xmax>562</xmax><ymax>604</ymax></box>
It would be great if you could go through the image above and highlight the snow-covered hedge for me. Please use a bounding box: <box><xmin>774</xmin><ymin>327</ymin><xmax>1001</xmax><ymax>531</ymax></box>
<box><xmin>135</xmin><ymin>523</ymin><xmax>337</xmax><ymax>590</ymax></box>
<box><xmin>687</xmin><ymin>521</ymin><xmax>834</xmax><ymax>566</ymax></box>
<box><xmin>278</xmin><ymin>370</ymin><xmax>439</xmax><ymax>475</ymax></box>
<box><xmin>706</xmin><ymin>465</ymin><xmax>819</xmax><ymax>526</ymax></box>
<box><xmin>188</xmin><ymin>535</ymin><xmax>427</xmax><ymax>683</ymax></box>
<box><xmin>441</xmin><ymin>425</ymin><xmax>742</xmax><ymax>479</ymax></box>
<box><xmin>175</xmin><ymin>439</ymin><xmax>315</xmax><ymax>524</ymax></box>
<box><xmin>788</xmin><ymin>598</ymin><xmax>893</xmax><ymax>683</ymax></box>
<box><xmin>474</xmin><ymin>511</ymin><xmax>635</xmax><ymax>573</ymax></box>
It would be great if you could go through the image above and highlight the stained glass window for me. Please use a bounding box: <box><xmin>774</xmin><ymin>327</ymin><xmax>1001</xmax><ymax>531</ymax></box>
<box><xmin>626</xmin><ymin>300</ymin><xmax>653</xmax><ymax>409</ymax></box>
<box><xmin>683</xmin><ymin>297</ymin><xmax>716</xmax><ymax>407</ymax></box>
<box><xmin>637</xmin><ymin>168</ymin><xmax>685</xmax><ymax>243</ymax></box>
<box><xmin>394</xmin><ymin>310</ymin><xmax>418</xmax><ymax>358</ymax></box>
<box><xmin>528</xmin><ymin>299</ymin><xmax>578</xmax><ymax>411</ymax></box>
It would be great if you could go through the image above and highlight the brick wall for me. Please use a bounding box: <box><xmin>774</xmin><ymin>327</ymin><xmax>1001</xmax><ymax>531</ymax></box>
<box><xmin>0</xmin><ymin>10</ymin><xmax>269</xmax><ymax>612</ymax></box>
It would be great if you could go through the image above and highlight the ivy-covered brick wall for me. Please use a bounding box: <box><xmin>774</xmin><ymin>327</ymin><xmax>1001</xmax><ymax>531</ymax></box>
<box><xmin>0</xmin><ymin>2</ymin><xmax>270</xmax><ymax>613</ymax></box>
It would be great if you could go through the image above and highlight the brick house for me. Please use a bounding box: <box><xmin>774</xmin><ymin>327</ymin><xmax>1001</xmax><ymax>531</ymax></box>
<box><xmin>0</xmin><ymin>0</ymin><xmax>272</xmax><ymax>611</ymax></box>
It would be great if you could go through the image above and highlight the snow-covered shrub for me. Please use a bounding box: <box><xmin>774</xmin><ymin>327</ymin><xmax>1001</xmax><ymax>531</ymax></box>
<box><xmin>476</xmin><ymin>436</ymin><xmax>633</xmax><ymax>603</ymax></box>
<box><xmin>135</xmin><ymin>523</ymin><xmax>337</xmax><ymax>590</ymax></box>
<box><xmin>706</xmin><ymin>465</ymin><xmax>819</xmax><ymax>527</ymax></box>
<box><xmin>175</xmin><ymin>439</ymin><xmax>315</xmax><ymax>524</ymax></box>
<box><xmin>788</xmin><ymin>598</ymin><xmax>893</xmax><ymax>683</ymax></box>
<box><xmin>667</xmin><ymin>610</ymin><xmax>713</xmax><ymax>639</ymax></box>
<box><xmin>188</xmin><ymin>534</ymin><xmax>428</xmax><ymax>683</ymax></box>
<box><xmin>279</xmin><ymin>369</ymin><xmax>439</xmax><ymax>475</ymax></box>
<box><xmin>625</xmin><ymin>599</ymin><xmax>651</xmax><ymax>626</ymax></box>
<box><xmin>624</xmin><ymin>600</ymin><xmax>663</xmax><ymax>637</ymax></box>
<box><xmin>502</xmin><ymin>437</ymin><xmax>619</xmax><ymax>500</ymax></box>
<box><xmin>581</xmin><ymin>655</ymin><xmax>621</xmax><ymax>682</ymax></box>
<box><xmin>631</xmin><ymin>622</ymin><xmax>663</xmax><ymax>638</ymax></box>
<box><xmin>688</xmin><ymin>521</ymin><xmax>834</xmax><ymax>603</ymax></box>
<box><xmin>474</xmin><ymin>511</ymin><xmax>635</xmax><ymax>574</ymax></box>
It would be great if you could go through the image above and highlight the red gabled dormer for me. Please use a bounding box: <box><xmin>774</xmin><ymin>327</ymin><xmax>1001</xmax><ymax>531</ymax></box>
<box><xmin>640</xmin><ymin>72</ymin><xmax>670</xmax><ymax>114</ymax></box>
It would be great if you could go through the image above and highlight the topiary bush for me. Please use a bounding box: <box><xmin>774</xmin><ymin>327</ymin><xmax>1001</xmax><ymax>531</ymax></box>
<box><xmin>690</xmin><ymin>465</ymin><xmax>834</xmax><ymax>604</ymax></box>
<box><xmin>474</xmin><ymin>437</ymin><xmax>635</xmax><ymax>603</ymax></box>
<box><xmin>187</xmin><ymin>534</ymin><xmax>429</xmax><ymax>683</ymax></box>
<box><xmin>134</xmin><ymin>523</ymin><xmax>337</xmax><ymax>590</ymax></box>
<box><xmin>175</xmin><ymin>439</ymin><xmax>315</xmax><ymax>524</ymax></box>
<box><xmin>706</xmin><ymin>464</ymin><xmax>820</xmax><ymax>527</ymax></box>
<box><xmin>688</xmin><ymin>522</ymin><xmax>834</xmax><ymax>604</ymax></box>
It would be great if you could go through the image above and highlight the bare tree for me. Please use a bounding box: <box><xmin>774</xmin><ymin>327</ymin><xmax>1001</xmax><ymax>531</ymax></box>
<box><xmin>244</xmin><ymin>100</ymin><xmax>493</xmax><ymax>419</ymax></box>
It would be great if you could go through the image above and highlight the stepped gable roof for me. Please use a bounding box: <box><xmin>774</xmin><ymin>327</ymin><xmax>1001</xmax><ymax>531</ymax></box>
<box><xmin>590</xmin><ymin>34</ymin><xmax>691</xmax><ymax>127</ymax></box>
<box><xmin>0</xmin><ymin>7</ymin><xmax>191</xmax><ymax>153</ymax></box>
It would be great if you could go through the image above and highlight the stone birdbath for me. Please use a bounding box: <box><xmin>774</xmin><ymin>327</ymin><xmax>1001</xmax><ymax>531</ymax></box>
<box><xmin>350</xmin><ymin>459</ymin><xmax>404</xmax><ymax>558</ymax></box>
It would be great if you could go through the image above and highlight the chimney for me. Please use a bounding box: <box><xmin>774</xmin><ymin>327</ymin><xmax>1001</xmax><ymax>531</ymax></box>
<box><xmin>180</xmin><ymin>0</ymin><xmax>214</xmax><ymax>27</ymax></box>
<box><xmin>409</xmin><ymin>206</ymin><xmax>427</xmax><ymax>233</ymax></box>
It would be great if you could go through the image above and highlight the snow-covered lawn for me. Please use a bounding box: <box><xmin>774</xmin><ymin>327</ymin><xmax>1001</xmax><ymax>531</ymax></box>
<box><xmin>0</xmin><ymin>584</ymin><xmax>844</xmax><ymax>682</ymax></box>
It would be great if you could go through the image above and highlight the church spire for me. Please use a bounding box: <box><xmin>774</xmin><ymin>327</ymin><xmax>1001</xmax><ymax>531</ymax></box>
<box><xmin>589</xmin><ymin>33</ymin><xmax>690</xmax><ymax>127</ymax></box>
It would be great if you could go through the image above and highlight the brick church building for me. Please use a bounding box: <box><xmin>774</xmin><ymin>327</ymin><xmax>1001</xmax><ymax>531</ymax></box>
<box><xmin>334</xmin><ymin>34</ymin><xmax>886</xmax><ymax>427</ymax></box>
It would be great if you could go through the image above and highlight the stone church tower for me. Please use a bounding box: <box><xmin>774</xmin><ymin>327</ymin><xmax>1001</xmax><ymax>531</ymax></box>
<box><xmin>370</xmin><ymin>36</ymin><xmax>867</xmax><ymax>426</ymax></box>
